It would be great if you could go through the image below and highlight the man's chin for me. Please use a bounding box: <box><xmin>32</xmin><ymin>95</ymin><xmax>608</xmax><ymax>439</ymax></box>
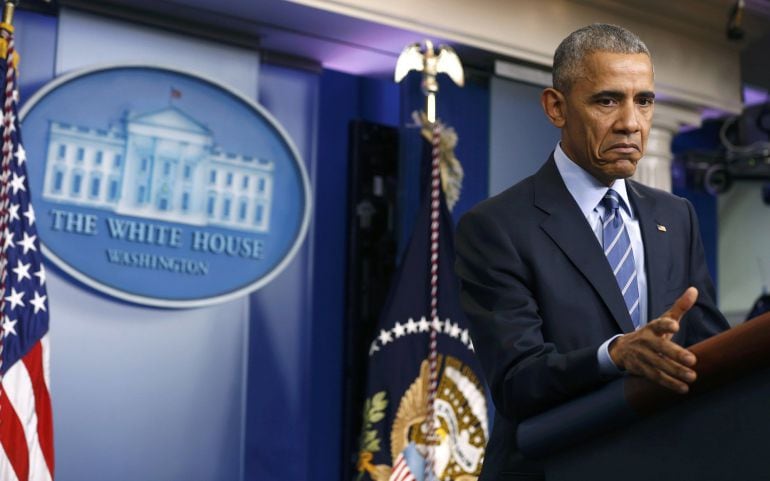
<box><xmin>614</xmin><ymin>163</ymin><xmax>638</xmax><ymax>179</ymax></box>
<box><xmin>606</xmin><ymin>157</ymin><xmax>639</xmax><ymax>175</ymax></box>
<box><xmin>597</xmin><ymin>159</ymin><xmax>638</xmax><ymax>183</ymax></box>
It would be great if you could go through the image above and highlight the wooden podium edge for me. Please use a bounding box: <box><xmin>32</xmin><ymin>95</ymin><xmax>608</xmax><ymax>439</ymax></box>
<box><xmin>625</xmin><ymin>312</ymin><xmax>770</xmax><ymax>413</ymax></box>
<box><xmin>518</xmin><ymin>312</ymin><xmax>770</xmax><ymax>457</ymax></box>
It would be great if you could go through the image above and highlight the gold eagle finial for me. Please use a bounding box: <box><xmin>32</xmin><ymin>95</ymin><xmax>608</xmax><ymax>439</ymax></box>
<box><xmin>394</xmin><ymin>40</ymin><xmax>464</xmax><ymax>124</ymax></box>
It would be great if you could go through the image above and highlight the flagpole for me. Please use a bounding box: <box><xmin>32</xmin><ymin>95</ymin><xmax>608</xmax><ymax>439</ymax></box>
<box><xmin>0</xmin><ymin>0</ymin><xmax>15</xmax><ymax>384</ymax></box>
<box><xmin>424</xmin><ymin>113</ymin><xmax>441</xmax><ymax>481</ymax></box>
<box><xmin>395</xmin><ymin>40</ymin><xmax>464</xmax><ymax>481</ymax></box>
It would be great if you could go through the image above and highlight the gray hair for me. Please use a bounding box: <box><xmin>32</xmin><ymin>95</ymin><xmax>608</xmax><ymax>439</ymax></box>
<box><xmin>552</xmin><ymin>24</ymin><xmax>650</xmax><ymax>92</ymax></box>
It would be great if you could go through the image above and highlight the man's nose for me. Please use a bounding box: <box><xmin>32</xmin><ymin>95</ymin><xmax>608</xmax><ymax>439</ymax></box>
<box><xmin>614</xmin><ymin>101</ymin><xmax>641</xmax><ymax>134</ymax></box>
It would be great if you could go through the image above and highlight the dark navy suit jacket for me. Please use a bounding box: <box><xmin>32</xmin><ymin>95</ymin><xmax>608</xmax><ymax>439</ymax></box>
<box><xmin>455</xmin><ymin>157</ymin><xmax>729</xmax><ymax>480</ymax></box>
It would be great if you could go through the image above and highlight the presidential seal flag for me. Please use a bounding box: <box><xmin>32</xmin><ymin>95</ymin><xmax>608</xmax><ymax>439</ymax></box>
<box><xmin>0</xmin><ymin>25</ymin><xmax>55</xmax><ymax>481</ymax></box>
<box><xmin>356</xmin><ymin>124</ymin><xmax>489</xmax><ymax>481</ymax></box>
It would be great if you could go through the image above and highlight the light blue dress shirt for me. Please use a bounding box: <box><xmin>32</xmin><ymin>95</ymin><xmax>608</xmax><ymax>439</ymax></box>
<box><xmin>553</xmin><ymin>144</ymin><xmax>648</xmax><ymax>376</ymax></box>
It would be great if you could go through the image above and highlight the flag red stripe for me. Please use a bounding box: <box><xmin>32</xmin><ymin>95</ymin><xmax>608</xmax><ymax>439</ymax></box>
<box><xmin>390</xmin><ymin>460</ymin><xmax>405</xmax><ymax>480</ymax></box>
<box><xmin>389</xmin><ymin>455</ymin><xmax>417</xmax><ymax>481</ymax></box>
<box><xmin>21</xmin><ymin>341</ymin><xmax>54</xmax><ymax>474</ymax></box>
<box><xmin>388</xmin><ymin>456</ymin><xmax>404</xmax><ymax>481</ymax></box>
<box><xmin>0</xmin><ymin>385</ymin><xmax>30</xmax><ymax>481</ymax></box>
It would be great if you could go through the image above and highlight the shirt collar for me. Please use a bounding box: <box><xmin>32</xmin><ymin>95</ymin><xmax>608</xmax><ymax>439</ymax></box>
<box><xmin>553</xmin><ymin>143</ymin><xmax>634</xmax><ymax>218</ymax></box>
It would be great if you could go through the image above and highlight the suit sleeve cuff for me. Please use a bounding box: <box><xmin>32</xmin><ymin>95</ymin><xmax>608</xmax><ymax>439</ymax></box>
<box><xmin>597</xmin><ymin>334</ymin><xmax>624</xmax><ymax>378</ymax></box>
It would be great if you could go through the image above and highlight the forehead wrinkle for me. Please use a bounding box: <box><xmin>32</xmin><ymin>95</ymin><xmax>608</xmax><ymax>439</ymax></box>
<box><xmin>579</xmin><ymin>56</ymin><xmax>652</xmax><ymax>89</ymax></box>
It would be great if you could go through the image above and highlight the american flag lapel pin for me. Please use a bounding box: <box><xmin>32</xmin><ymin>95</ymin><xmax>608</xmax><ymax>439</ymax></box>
<box><xmin>657</xmin><ymin>224</ymin><xmax>667</xmax><ymax>232</ymax></box>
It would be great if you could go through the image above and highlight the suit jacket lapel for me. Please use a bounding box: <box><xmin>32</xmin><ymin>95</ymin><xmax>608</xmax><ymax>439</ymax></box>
<box><xmin>534</xmin><ymin>157</ymin><xmax>636</xmax><ymax>334</ymax></box>
<box><xmin>627</xmin><ymin>181</ymin><xmax>667</xmax><ymax>320</ymax></box>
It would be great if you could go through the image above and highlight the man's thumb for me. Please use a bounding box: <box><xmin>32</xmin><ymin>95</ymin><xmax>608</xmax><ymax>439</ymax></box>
<box><xmin>666</xmin><ymin>286</ymin><xmax>698</xmax><ymax>321</ymax></box>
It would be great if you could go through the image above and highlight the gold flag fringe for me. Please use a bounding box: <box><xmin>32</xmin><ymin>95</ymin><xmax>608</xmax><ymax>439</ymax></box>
<box><xmin>414</xmin><ymin>111</ymin><xmax>464</xmax><ymax>212</ymax></box>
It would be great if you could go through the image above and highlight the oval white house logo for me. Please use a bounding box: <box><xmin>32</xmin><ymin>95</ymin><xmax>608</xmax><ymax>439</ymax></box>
<box><xmin>20</xmin><ymin>66</ymin><xmax>311</xmax><ymax>307</ymax></box>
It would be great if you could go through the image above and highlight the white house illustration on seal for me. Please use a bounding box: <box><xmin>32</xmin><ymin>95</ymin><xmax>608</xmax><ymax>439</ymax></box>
<box><xmin>41</xmin><ymin>106</ymin><xmax>274</xmax><ymax>233</ymax></box>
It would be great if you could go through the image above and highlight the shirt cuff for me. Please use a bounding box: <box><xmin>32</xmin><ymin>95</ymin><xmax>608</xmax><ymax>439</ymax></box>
<box><xmin>597</xmin><ymin>334</ymin><xmax>625</xmax><ymax>377</ymax></box>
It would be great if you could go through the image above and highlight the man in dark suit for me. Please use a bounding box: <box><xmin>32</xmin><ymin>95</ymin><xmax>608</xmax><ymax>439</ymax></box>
<box><xmin>455</xmin><ymin>24</ymin><xmax>729</xmax><ymax>480</ymax></box>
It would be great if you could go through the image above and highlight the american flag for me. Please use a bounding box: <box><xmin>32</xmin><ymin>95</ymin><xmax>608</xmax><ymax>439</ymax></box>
<box><xmin>0</xmin><ymin>31</ymin><xmax>55</xmax><ymax>481</ymax></box>
<box><xmin>389</xmin><ymin>452</ymin><xmax>418</xmax><ymax>481</ymax></box>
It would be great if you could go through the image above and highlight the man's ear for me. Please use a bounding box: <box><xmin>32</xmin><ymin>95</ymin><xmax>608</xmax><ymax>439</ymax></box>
<box><xmin>541</xmin><ymin>87</ymin><xmax>566</xmax><ymax>128</ymax></box>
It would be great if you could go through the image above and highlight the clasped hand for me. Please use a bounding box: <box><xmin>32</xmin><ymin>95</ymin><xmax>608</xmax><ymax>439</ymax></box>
<box><xmin>609</xmin><ymin>287</ymin><xmax>699</xmax><ymax>394</ymax></box>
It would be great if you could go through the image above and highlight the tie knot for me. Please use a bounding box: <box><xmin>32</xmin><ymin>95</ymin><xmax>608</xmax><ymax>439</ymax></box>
<box><xmin>602</xmin><ymin>189</ymin><xmax>621</xmax><ymax>212</ymax></box>
<box><xmin>601</xmin><ymin>189</ymin><xmax>623</xmax><ymax>226</ymax></box>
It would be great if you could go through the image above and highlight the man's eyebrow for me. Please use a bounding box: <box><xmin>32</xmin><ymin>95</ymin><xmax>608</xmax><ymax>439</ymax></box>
<box><xmin>589</xmin><ymin>90</ymin><xmax>656</xmax><ymax>100</ymax></box>
<box><xmin>589</xmin><ymin>90</ymin><xmax>624</xmax><ymax>100</ymax></box>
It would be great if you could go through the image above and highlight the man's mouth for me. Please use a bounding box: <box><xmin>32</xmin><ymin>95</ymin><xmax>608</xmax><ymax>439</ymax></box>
<box><xmin>607</xmin><ymin>143</ymin><xmax>640</xmax><ymax>154</ymax></box>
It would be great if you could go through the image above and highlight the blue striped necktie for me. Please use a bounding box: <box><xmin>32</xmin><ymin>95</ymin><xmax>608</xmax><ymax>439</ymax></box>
<box><xmin>601</xmin><ymin>189</ymin><xmax>641</xmax><ymax>329</ymax></box>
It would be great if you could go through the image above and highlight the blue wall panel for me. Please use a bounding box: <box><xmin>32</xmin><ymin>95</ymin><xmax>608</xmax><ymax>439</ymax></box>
<box><xmin>359</xmin><ymin>76</ymin><xmax>400</xmax><ymax>127</ymax></box>
<box><xmin>309</xmin><ymin>68</ymin><xmax>362</xmax><ymax>481</ymax></box>
<box><xmin>489</xmin><ymin>77</ymin><xmax>561</xmax><ymax>197</ymax></box>
<box><xmin>15</xmin><ymin>10</ymin><xmax>57</xmax><ymax>103</ymax></box>
<box><xmin>243</xmin><ymin>63</ymin><xmax>320</xmax><ymax>481</ymax></box>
